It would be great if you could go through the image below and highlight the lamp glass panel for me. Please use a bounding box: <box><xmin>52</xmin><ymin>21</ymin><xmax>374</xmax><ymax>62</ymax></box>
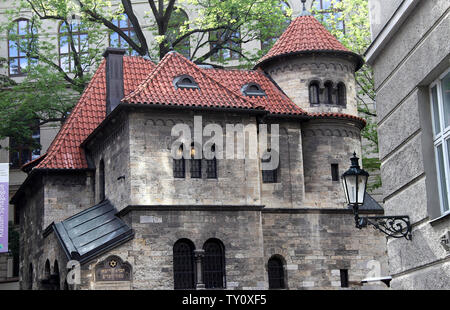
<box><xmin>342</xmin><ymin>178</ymin><xmax>349</xmax><ymax>204</ymax></box>
<box><xmin>344</xmin><ymin>174</ymin><xmax>357</xmax><ymax>204</ymax></box>
<box><xmin>357</xmin><ymin>174</ymin><xmax>367</xmax><ymax>205</ymax></box>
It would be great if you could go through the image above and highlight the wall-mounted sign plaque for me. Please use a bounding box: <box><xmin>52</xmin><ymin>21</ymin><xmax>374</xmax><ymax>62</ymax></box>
<box><xmin>95</xmin><ymin>256</ymin><xmax>131</xmax><ymax>282</ymax></box>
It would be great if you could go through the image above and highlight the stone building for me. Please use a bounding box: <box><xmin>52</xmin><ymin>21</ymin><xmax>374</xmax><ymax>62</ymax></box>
<box><xmin>1</xmin><ymin>0</ymin><xmax>382</xmax><ymax>284</ymax></box>
<box><xmin>366</xmin><ymin>0</ymin><xmax>450</xmax><ymax>289</ymax></box>
<box><xmin>10</xmin><ymin>8</ymin><xmax>388</xmax><ymax>290</ymax></box>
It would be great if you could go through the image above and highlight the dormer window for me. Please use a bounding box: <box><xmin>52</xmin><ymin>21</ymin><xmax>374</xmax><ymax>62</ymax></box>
<box><xmin>241</xmin><ymin>83</ymin><xmax>266</xmax><ymax>97</ymax></box>
<box><xmin>174</xmin><ymin>75</ymin><xmax>199</xmax><ymax>90</ymax></box>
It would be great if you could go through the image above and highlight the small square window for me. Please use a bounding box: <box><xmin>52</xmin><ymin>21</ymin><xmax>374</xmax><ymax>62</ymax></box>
<box><xmin>331</xmin><ymin>164</ymin><xmax>339</xmax><ymax>181</ymax></box>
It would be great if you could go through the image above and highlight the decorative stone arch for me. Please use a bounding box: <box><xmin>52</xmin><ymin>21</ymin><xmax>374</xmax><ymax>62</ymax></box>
<box><xmin>266</xmin><ymin>254</ymin><xmax>288</xmax><ymax>289</ymax></box>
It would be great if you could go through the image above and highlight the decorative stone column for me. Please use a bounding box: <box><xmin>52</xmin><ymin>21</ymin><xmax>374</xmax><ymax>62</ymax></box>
<box><xmin>194</xmin><ymin>249</ymin><xmax>205</xmax><ymax>289</ymax></box>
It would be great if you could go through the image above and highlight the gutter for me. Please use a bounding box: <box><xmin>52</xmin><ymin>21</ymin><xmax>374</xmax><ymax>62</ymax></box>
<box><xmin>364</xmin><ymin>0</ymin><xmax>421</xmax><ymax>64</ymax></box>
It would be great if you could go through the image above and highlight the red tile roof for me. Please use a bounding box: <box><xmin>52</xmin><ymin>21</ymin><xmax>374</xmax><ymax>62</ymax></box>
<box><xmin>25</xmin><ymin>49</ymin><xmax>364</xmax><ymax>172</ymax></box>
<box><xmin>256</xmin><ymin>15</ymin><xmax>362</xmax><ymax>69</ymax></box>
<box><xmin>28</xmin><ymin>56</ymin><xmax>155</xmax><ymax>170</ymax></box>
<box><xmin>309</xmin><ymin>112</ymin><xmax>366</xmax><ymax>125</ymax></box>
<box><xmin>203</xmin><ymin>68</ymin><xmax>306</xmax><ymax>116</ymax></box>
<box><xmin>122</xmin><ymin>52</ymin><xmax>259</xmax><ymax>110</ymax></box>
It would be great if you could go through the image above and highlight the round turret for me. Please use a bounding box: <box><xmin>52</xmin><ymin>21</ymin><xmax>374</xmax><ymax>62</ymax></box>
<box><xmin>255</xmin><ymin>14</ymin><xmax>364</xmax><ymax>117</ymax></box>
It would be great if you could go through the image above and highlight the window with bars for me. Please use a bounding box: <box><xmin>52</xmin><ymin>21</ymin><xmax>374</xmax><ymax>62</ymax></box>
<box><xmin>59</xmin><ymin>20</ymin><xmax>88</xmax><ymax>72</ymax></box>
<box><xmin>309</xmin><ymin>81</ymin><xmax>320</xmax><ymax>105</ymax></box>
<box><xmin>173</xmin><ymin>239</ymin><xmax>196</xmax><ymax>289</ymax></box>
<box><xmin>174</xmin><ymin>145</ymin><xmax>186</xmax><ymax>178</ymax></box>
<box><xmin>337</xmin><ymin>82</ymin><xmax>347</xmax><ymax>106</ymax></box>
<box><xmin>8</xmin><ymin>19</ymin><xmax>37</xmax><ymax>76</ymax></box>
<box><xmin>202</xmin><ymin>239</ymin><xmax>225</xmax><ymax>289</ymax></box>
<box><xmin>268</xmin><ymin>256</ymin><xmax>285</xmax><ymax>289</ymax></box>
<box><xmin>190</xmin><ymin>143</ymin><xmax>202</xmax><ymax>178</ymax></box>
<box><xmin>430</xmin><ymin>69</ymin><xmax>450</xmax><ymax>216</ymax></box>
<box><xmin>109</xmin><ymin>14</ymin><xmax>139</xmax><ymax>56</ymax></box>
<box><xmin>206</xmin><ymin>144</ymin><xmax>217</xmax><ymax>179</ymax></box>
<box><xmin>262</xmin><ymin>152</ymin><xmax>278</xmax><ymax>184</ymax></box>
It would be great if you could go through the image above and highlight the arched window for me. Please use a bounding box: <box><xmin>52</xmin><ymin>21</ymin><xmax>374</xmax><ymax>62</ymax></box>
<box><xmin>99</xmin><ymin>159</ymin><xmax>105</xmax><ymax>201</ymax></box>
<box><xmin>28</xmin><ymin>263</ymin><xmax>33</xmax><ymax>290</ymax></box>
<box><xmin>190</xmin><ymin>142</ymin><xmax>202</xmax><ymax>179</ymax></box>
<box><xmin>261</xmin><ymin>1</ymin><xmax>291</xmax><ymax>51</ymax></box>
<box><xmin>8</xmin><ymin>19</ymin><xmax>37</xmax><ymax>76</ymax></box>
<box><xmin>168</xmin><ymin>8</ymin><xmax>190</xmax><ymax>58</ymax></box>
<box><xmin>206</xmin><ymin>144</ymin><xmax>217</xmax><ymax>179</ymax></box>
<box><xmin>268</xmin><ymin>256</ymin><xmax>285</xmax><ymax>289</ymax></box>
<box><xmin>173</xmin><ymin>239</ymin><xmax>196</xmax><ymax>289</ymax></box>
<box><xmin>53</xmin><ymin>260</ymin><xmax>60</xmax><ymax>290</ymax></box>
<box><xmin>109</xmin><ymin>14</ymin><xmax>138</xmax><ymax>56</ymax></box>
<box><xmin>313</xmin><ymin>0</ymin><xmax>345</xmax><ymax>33</ymax></box>
<box><xmin>309</xmin><ymin>81</ymin><xmax>320</xmax><ymax>105</ymax></box>
<box><xmin>174</xmin><ymin>144</ymin><xmax>186</xmax><ymax>178</ymax></box>
<box><xmin>44</xmin><ymin>259</ymin><xmax>51</xmax><ymax>279</ymax></box>
<box><xmin>59</xmin><ymin>20</ymin><xmax>88</xmax><ymax>72</ymax></box>
<box><xmin>324</xmin><ymin>81</ymin><xmax>333</xmax><ymax>104</ymax></box>
<box><xmin>202</xmin><ymin>239</ymin><xmax>226</xmax><ymax>289</ymax></box>
<box><xmin>337</xmin><ymin>82</ymin><xmax>346</xmax><ymax>106</ymax></box>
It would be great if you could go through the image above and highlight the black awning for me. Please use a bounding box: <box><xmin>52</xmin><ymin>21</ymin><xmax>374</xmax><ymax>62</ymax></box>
<box><xmin>52</xmin><ymin>200</ymin><xmax>134</xmax><ymax>264</ymax></box>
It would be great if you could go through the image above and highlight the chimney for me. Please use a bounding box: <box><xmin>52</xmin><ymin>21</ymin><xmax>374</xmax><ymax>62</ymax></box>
<box><xmin>103</xmin><ymin>47</ymin><xmax>126</xmax><ymax>115</ymax></box>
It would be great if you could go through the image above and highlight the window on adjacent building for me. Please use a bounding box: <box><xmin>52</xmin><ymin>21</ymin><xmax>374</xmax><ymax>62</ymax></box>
<box><xmin>309</xmin><ymin>81</ymin><xmax>320</xmax><ymax>105</ymax></box>
<box><xmin>9</xmin><ymin>124</ymin><xmax>40</xmax><ymax>169</ymax></box>
<box><xmin>430</xmin><ymin>69</ymin><xmax>450</xmax><ymax>216</ymax></box>
<box><xmin>202</xmin><ymin>239</ymin><xmax>226</xmax><ymax>289</ymax></box>
<box><xmin>340</xmin><ymin>269</ymin><xmax>349</xmax><ymax>287</ymax></box>
<box><xmin>173</xmin><ymin>239</ymin><xmax>196</xmax><ymax>289</ymax></box>
<box><xmin>210</xmin><ymin>29</ymin><xmax>241</xmax><ymax>61</ymax></box>
<box><xmin>59</xmin><ymin>20</ymin><xmax>88</xmax><ymax>72</ymax></box>
<box><xmin>167</xmin><ymin>8</ymin><xmax>190</xmax><ymax>59</ymax></box>
<box><xmin>268</xmin><ymin>256</ymin><xmax>285</xmax><ymax>289</ymax></box>
<box><xmin>261</xmin><ymin>1</ymin><xmax>291</xmax><ymax>52</ymax></box>
<box><xmin>313</xmin><ymin>0</ymin><xmax>345</xmax><ymax>33</ymax></box>
<box><xmin>109</xmin><ymin>14</ymin><xmax>138</xmax><ymax>56</ymax></box>
<box><xmin>8</xmin><ymin>19</ymin><xmax>37</xmax><ymax>76</ymax></box>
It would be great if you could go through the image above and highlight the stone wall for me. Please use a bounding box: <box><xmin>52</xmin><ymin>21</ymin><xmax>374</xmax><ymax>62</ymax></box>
<box><xmin>90</xmin><ymin>115</ymin><xmax>131</xmax><ymax>210</ymax></box>
<box><xmin>128</xmin><ymin>110</ymin><xmax>262</xmax><ymax>207</ymax></box>
<box><xmin>79</xmin><ymin>207</ymin><xmax>266</xmax><ymax>290</ymax></box>
<box><xmin>301</xmin><ymin>119</ymin><xmax>362</xmax><ymax>208</ymax></box>
<box><xmin>368</xmin><ymin>0</ymin><xmax>450</xmax><ymax>289</ymax></box>
<box><xmin>262</xmin><ymin>210</ymin><xmax>388</xmax><ymax>289</ymax></box>
<box><xmin>262</xmin><ymin>55</ymin><xmax>358</xmax><ymax>116</ymax></box>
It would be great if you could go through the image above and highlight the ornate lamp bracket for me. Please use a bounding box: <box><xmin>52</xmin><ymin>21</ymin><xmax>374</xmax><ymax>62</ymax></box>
<box><xmin>353</xmin><ymin>209</ymin><xmax>412</xmax><ymax>240</ymax></box>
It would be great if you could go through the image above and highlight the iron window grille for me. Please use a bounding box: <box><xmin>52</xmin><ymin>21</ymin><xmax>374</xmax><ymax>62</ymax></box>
<box><xmin>173</xmin><ymin>240</ymin><xmax>196</xmax><ymax>289</ymax></box>
<box><xmin>202</xmin><ymin>240</ymin><xmax>226</xmax><ymax>289</ymax></box>
<box><xmin>173</xmin><ymin>158</ymin><xmax>185</xmax><ymax>178</ymax></box>
<box><xmin>190</xmin><ymin>159</ymin><xmax>202</xmax><ymax>179</ymax></box>
<box><xmin>262</xmin><ymin>153</ymin><xmax>278</xmax><ymax>183</ymax></box>
<box><xmin>268</xmin><ymin>257</ymin><xmax>285</xmax><ymax>289</ymax></box>
<box><xmin>206</xmin><ymin>158</ymin><xmax>217</xmax><ymax>179</ymax></box>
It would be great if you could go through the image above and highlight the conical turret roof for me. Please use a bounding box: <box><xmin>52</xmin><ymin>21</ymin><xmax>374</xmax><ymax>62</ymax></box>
<box><xmin>255</xmin><ymin>15</ymin><xmax>364</xmax><ymax>70</ymax></box>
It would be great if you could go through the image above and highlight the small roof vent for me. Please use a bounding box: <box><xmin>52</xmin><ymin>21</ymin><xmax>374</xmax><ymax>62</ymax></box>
<box><xmin>241</xmin><ymin>83</ymin><xmax>266</xmax><ymax>97</ymax></box>
<box><xmin>173</xmin><ymin>74</ymin><xmax>199</xmax><ymax>90</ymax></box>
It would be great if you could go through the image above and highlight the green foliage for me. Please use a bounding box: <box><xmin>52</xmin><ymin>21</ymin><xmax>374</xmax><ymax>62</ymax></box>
<box><xmin>314</xmin><ymin>0</ymin><xmax>379</xmax><ymax>163</ymax></box>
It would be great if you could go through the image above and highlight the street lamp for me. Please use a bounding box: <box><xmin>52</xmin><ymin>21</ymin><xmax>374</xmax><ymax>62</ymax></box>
<box><xmin>341</xmin><ymin>153</ymin><xmax>412</xmax><ymax>240</ymax></box>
